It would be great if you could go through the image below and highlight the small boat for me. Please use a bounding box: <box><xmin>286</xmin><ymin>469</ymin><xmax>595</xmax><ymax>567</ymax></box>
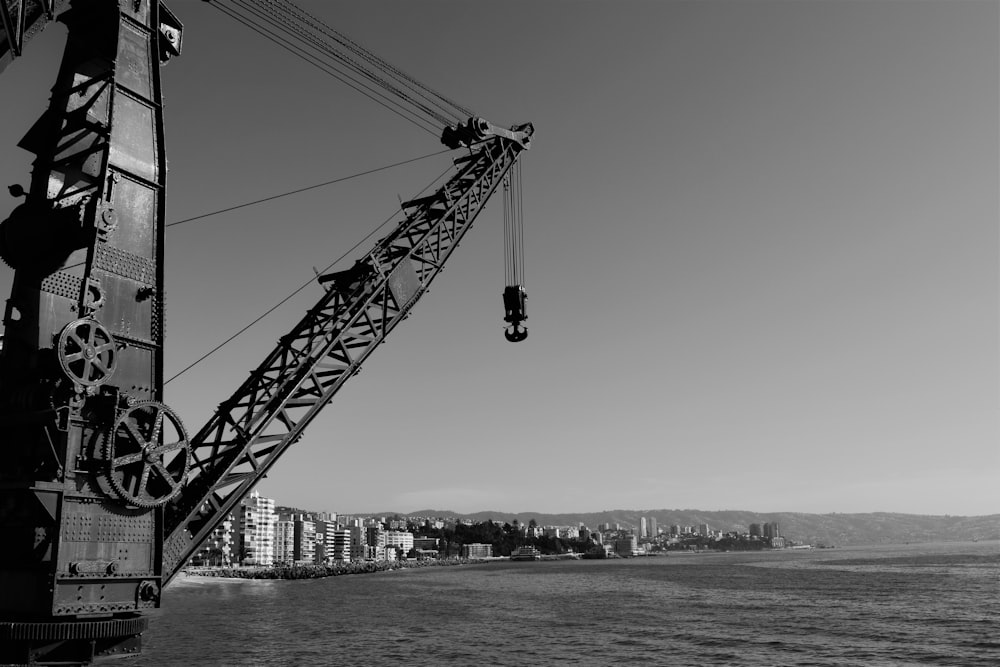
<box><xmin>510</xmin><ymin>546</ymin><xmax>541</xmax><ymax>561</ymax></box>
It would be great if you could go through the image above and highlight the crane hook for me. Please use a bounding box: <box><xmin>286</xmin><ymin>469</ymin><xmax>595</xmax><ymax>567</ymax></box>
<box><xmin>505</xmin><ymin>325</ymin><xmax>528</xmax><ymax>343</ymax></box>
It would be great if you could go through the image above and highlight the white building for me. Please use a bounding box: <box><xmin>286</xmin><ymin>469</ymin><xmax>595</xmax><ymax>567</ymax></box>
<box><xmin>238</xmin><ymin>490</ymin><xmax>277</xmax><ymax>565</ymax></box>
<box><xmin>329</xmin><ymin>529</ymin><xmax>351</xmax><ymax>562</ymax></box>
<box><xmin>384</xmin><ymin>530</ymin><xmax>414</xmax><ymax>554</ymax></box>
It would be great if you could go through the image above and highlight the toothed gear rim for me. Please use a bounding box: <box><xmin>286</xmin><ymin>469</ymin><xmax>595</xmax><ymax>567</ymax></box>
<box><xmin>57</xmin><ymin>318</ymin><xmax>118</xmax><ymax>387</ymax></box>
<box><xmin>105</xmin><ymin>401</ymin><xmax>190</xmax><ymax>508</ymax></box>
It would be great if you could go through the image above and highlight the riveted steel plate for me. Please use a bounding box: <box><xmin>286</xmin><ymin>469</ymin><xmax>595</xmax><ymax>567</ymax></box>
<box><xmin>39</xmin><ymin>271</ymin><xmax>83</xmax><ymax>301</ymax></box>
<box><xmin>387</xmin><ymin>259</ymin><xmax>420</xmax><ymax>307</ymax></box>
<box><xmin>109</xmin><ymin>94</ymin><xmax>157</xmax><ymax>183</ymax></box>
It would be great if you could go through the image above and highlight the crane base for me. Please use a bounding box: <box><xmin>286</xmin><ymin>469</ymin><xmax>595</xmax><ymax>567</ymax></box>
<box><xmin>0</xmin><ymin>615</ymin><xmax>146</xmax><ymax>666</ymax></box>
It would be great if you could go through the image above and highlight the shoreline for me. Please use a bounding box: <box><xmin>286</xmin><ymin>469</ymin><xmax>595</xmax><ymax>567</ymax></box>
<box><xmin>182</xmin><ymin>556</ymin><xmax>493</xmax><ymax>581</ymax></box>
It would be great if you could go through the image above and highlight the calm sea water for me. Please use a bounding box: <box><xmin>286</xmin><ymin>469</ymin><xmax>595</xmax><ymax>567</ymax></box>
<box><xmin>140</xmin><ymin>541</ymin><xmax>998</xmax><ymax>666</ymax></box>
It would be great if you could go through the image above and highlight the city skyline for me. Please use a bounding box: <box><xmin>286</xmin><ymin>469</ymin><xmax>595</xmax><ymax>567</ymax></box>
<box><xmin>0</xmin><ymin>1</ymin><xmax>996</xmax><ymax>517</ymax></box>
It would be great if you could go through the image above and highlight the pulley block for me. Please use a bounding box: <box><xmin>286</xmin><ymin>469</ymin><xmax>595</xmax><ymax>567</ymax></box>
<box><xmin>502</xmin><ymin>285</ymin><xmax>528</xmax><ymax>343</ymax></box>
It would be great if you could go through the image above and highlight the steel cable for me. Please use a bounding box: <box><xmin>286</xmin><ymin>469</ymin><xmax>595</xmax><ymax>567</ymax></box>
<box><xmin>240</xmin><ymin>0</ymin><xmax>455</xmax><ymax>127</ymax></box>
<box><xmin>166</xmin><ymin>148</ymin><xmax>452</xmax><ymax>228</ymax></box>
<box><xmin>212</xmin><ymin>0</ymin><xmax>442</xmax><ymax>137</ymax></box>
<box><xmin>165</xmin><ymin>162</ymin><xmax>456</xmax><ymax>385</ymax></box>
<box><xmin>268</xmin><ymin>0</ymin><xmax>472</xmax><ymax>123</ymax></box>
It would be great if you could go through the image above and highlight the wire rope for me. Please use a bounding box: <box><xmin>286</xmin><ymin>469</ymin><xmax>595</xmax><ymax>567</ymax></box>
<box><xmin>251</xmin><ymin>0</ymin><xmax>460</xmax><ymax>127</ymax></box>
<box><xmin>166</xmin><ymin>148</ymin><xmax>451</xmax><ymax>228</ymax></box>
<box><xmin>165</xmin><ymin>0</ymin><xmax>485</xmax><ymax>381</ymax></box>
<box><xmin>164</xmin><ymin>161</ymin><xmax>456</xmax><ymax>385</ymax></box>
<box><xmin>265</xmin><ymin>0</ymin><xmax>472</xmax><ymax>123</ymax></box>
<box><xmin>210</xmin><ymin>0</ymin><xmax>442</xmax><ymax>137</ymax></box>
<box><xmin>212</xmin><ymin>0</ymin><xmax>473</xmax><ymax>134</ymax></box>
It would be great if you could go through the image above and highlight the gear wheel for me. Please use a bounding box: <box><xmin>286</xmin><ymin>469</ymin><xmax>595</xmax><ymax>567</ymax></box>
<box><xmin>57</xmin><ymin>318</ymin><xmax>118</xmax><ymax>388</ymax></box>
<box><xmin>104</xmin><ymin>401</ymin><xmax>190</xmax><ymax>508</ymax></box>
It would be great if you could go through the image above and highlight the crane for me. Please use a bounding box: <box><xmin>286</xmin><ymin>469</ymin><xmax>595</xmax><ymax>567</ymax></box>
<box><xmin>0</xmin><ymin>2</ymin><xmax>533</xmax><ymax>664</ymax></box>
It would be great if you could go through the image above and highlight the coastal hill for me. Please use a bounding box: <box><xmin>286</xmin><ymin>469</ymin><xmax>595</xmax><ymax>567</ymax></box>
<box><xmin>381</xmin><ymin>510</ymin><xmax>999</xmax><ymax>547</ymax></box>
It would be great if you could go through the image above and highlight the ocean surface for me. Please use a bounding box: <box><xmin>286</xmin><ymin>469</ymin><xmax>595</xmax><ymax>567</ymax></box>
<box><xmin>140</xmin><ymin>541</ymin><xmax>998</xmax><ymax>666</ymax></box>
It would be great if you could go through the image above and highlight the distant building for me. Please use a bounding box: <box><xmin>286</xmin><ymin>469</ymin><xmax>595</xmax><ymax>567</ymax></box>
<box><xmin>367</xmin><ymin>525</ymin><xmax>385</xmax><ymax>552</ymax></box>
<box><xmin>648</xmin><ymin>517</ymin><xmax>658</xmax><ymax>537</ymax></box>
<box><xmin>749</xmin><ymin>523</ymin><xmax>762</xmax><ymax>537</ymax></box>
<box><xmin>461</xmin><ymin>543</ymin><xmax>492</xmax><ymax>559</ymax></box>
<box><xmin>329</xmin><ymin>528</ymin><xmax>351</xmax><ymax>562</ymax></box>
<box><xmin>697</xmin><ymin>524</ymin><xmax>710</xmax><ymax>537</ymax></box>
<box><xmin>294</xmin><ymin>519</ymin><xmax>317</xmax><ymax>563</ymax></box>
<box><xmin>237</xmin><ymin>490</ymin><xmax>277</xmax><ymax>565</ymax></box>
<box><xmin>763</xmin><ymin>522</ymin><xmax>780</xmax><ymax>539</ymax></box>
<box><xmin>275</xmin><ymin>520</ymin><xmax>296</xmax><ymax>565</ymax></box>
<box><xmin>614</xmin><ymin>534</ymin><xmax>638</xmax><ymax>557</ymax></box>
<box><xmin>639</xmin><ymin>517</ymin><xmax>648</xmax><ymax>539</ymax></box>
<box><xmin>413</xmin><ymin>536</ymin><xmax>439</xmax><ymax>551</ymax></box>
<box><xmin>195</xmin><ymin>514</ymin><xmax>233</xmax><ymax>566</ymax></box>
<box><xmin>384</xmin><ymin>530</ymin><xmax>414</xmax><ymax>555</ymax></box>
<box><xmin>349</xmin><ymin>525</ymin><xmax>368</xmax><ymax>561</ymax></box>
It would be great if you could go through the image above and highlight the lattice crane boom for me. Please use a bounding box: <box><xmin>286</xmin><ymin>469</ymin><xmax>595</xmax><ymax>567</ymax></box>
<box><xmin>162</xmin><ymin>123</ymin><xmax>532</xmax><ymax>581</ymax></box>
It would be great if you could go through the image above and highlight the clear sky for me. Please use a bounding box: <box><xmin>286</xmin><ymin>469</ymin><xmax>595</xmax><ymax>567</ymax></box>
<box><xmin>1</xmin><ymin>1</ymin><xmax>996</xmax><ymax>516</ymax></box>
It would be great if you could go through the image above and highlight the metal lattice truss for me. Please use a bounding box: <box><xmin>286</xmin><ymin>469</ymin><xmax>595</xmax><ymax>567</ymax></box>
<box><xmin>0</xmin><ymin>0</ymin><xmax>64</xmax><ymax>74</ymax></box>
<box><xmin>162</xmin><ymin>137</ymin><xmax>524</xmax><ymax>579</ymax></box>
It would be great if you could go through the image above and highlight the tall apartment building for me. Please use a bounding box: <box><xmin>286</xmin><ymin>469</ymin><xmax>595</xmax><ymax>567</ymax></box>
<box><xmin>366</xmin><ymin>525</ymin><xmax>385</xmax><ymax>552</ymax></box>
<box><xmin>639</xmin><ymin>517</ymin><xmax>648</xmax><ymax>538</ymax></box>
<box><xmin>349</xmin><ymin>525</ymin><xmax>367</xmax><ymax>561</ymax></box>
<box><xmin>294</xmin><ymin>519</ymin><xmax>317</xmax><ymax>563</ymax></box>
<box><xmin>763</xmin><ymin>522</ymin><xmax>780</xmax><ymax>539</ymax></box>
<box><xmin>237</xmin><ymin>490</ymin><xmax>277</xmax><ymax>565</ymax></box>
<box><xmin>329</xmin><ymin>528</ymin><xmax>351</xmax><ymax>562</ymax></box>
<box><xmin>648</xmin><ymin>517</ymin><xmax>657</xmax><ymax>537</ymax></box>
<box><xmin>195</xmin><ymin>514</ymin><xmax>234</xmax><ymax>566</ymax></box>
<box><xmin>749</xmin><ymin>523</ymin><xmax>762</xmax><ymax>537</ymax></box>
<box><xmin>275</xmin><ymin>520</ymin><xmax>296</xmax><ymax>565</ymax></box>
<box><xmin>314</xmin><ymin>520</ymin><xmax>331</xmax><ymax>563</ymax></box>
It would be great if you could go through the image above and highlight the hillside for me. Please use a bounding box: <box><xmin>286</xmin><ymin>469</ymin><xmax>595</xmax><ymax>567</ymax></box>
<box><xmin>399</xmin><ymin>509</ymin><xmax>999</xmax><ymax>547</ymax></box>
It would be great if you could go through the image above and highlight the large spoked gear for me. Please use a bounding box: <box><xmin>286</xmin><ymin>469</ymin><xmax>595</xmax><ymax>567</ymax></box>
<box><xmin>104</xmin><ymin>401</ymin><xmax>191</xmax><ymax>508</ymax></box>
<box><xmin>57</xmin><ymin>318</ymin><xmax>118</xmax><ymax>388</ymax></box>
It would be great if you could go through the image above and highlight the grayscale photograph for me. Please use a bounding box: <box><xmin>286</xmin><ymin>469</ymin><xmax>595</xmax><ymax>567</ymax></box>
<box><xmin>0</xmin><ymin>1</ymin><xmax>996</xmax><ymax>665</ymax></box>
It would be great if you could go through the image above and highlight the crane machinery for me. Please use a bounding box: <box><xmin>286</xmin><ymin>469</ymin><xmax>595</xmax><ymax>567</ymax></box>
<box><xmin>0</xmin><ymin>1</ymin><xmax>533</xmax><ymax>664</ymax></box>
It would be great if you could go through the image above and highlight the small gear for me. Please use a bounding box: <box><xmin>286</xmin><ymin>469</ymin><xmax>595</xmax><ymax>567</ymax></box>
<box><xmin>103</xmin><ymin>401</ymin><xmax>190</xmax><ymax>508</ymax></box>
<box><xmin>57</xmin><ymin>318</ymin><xmax>117</xmax><ymax>388</ymax></box>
